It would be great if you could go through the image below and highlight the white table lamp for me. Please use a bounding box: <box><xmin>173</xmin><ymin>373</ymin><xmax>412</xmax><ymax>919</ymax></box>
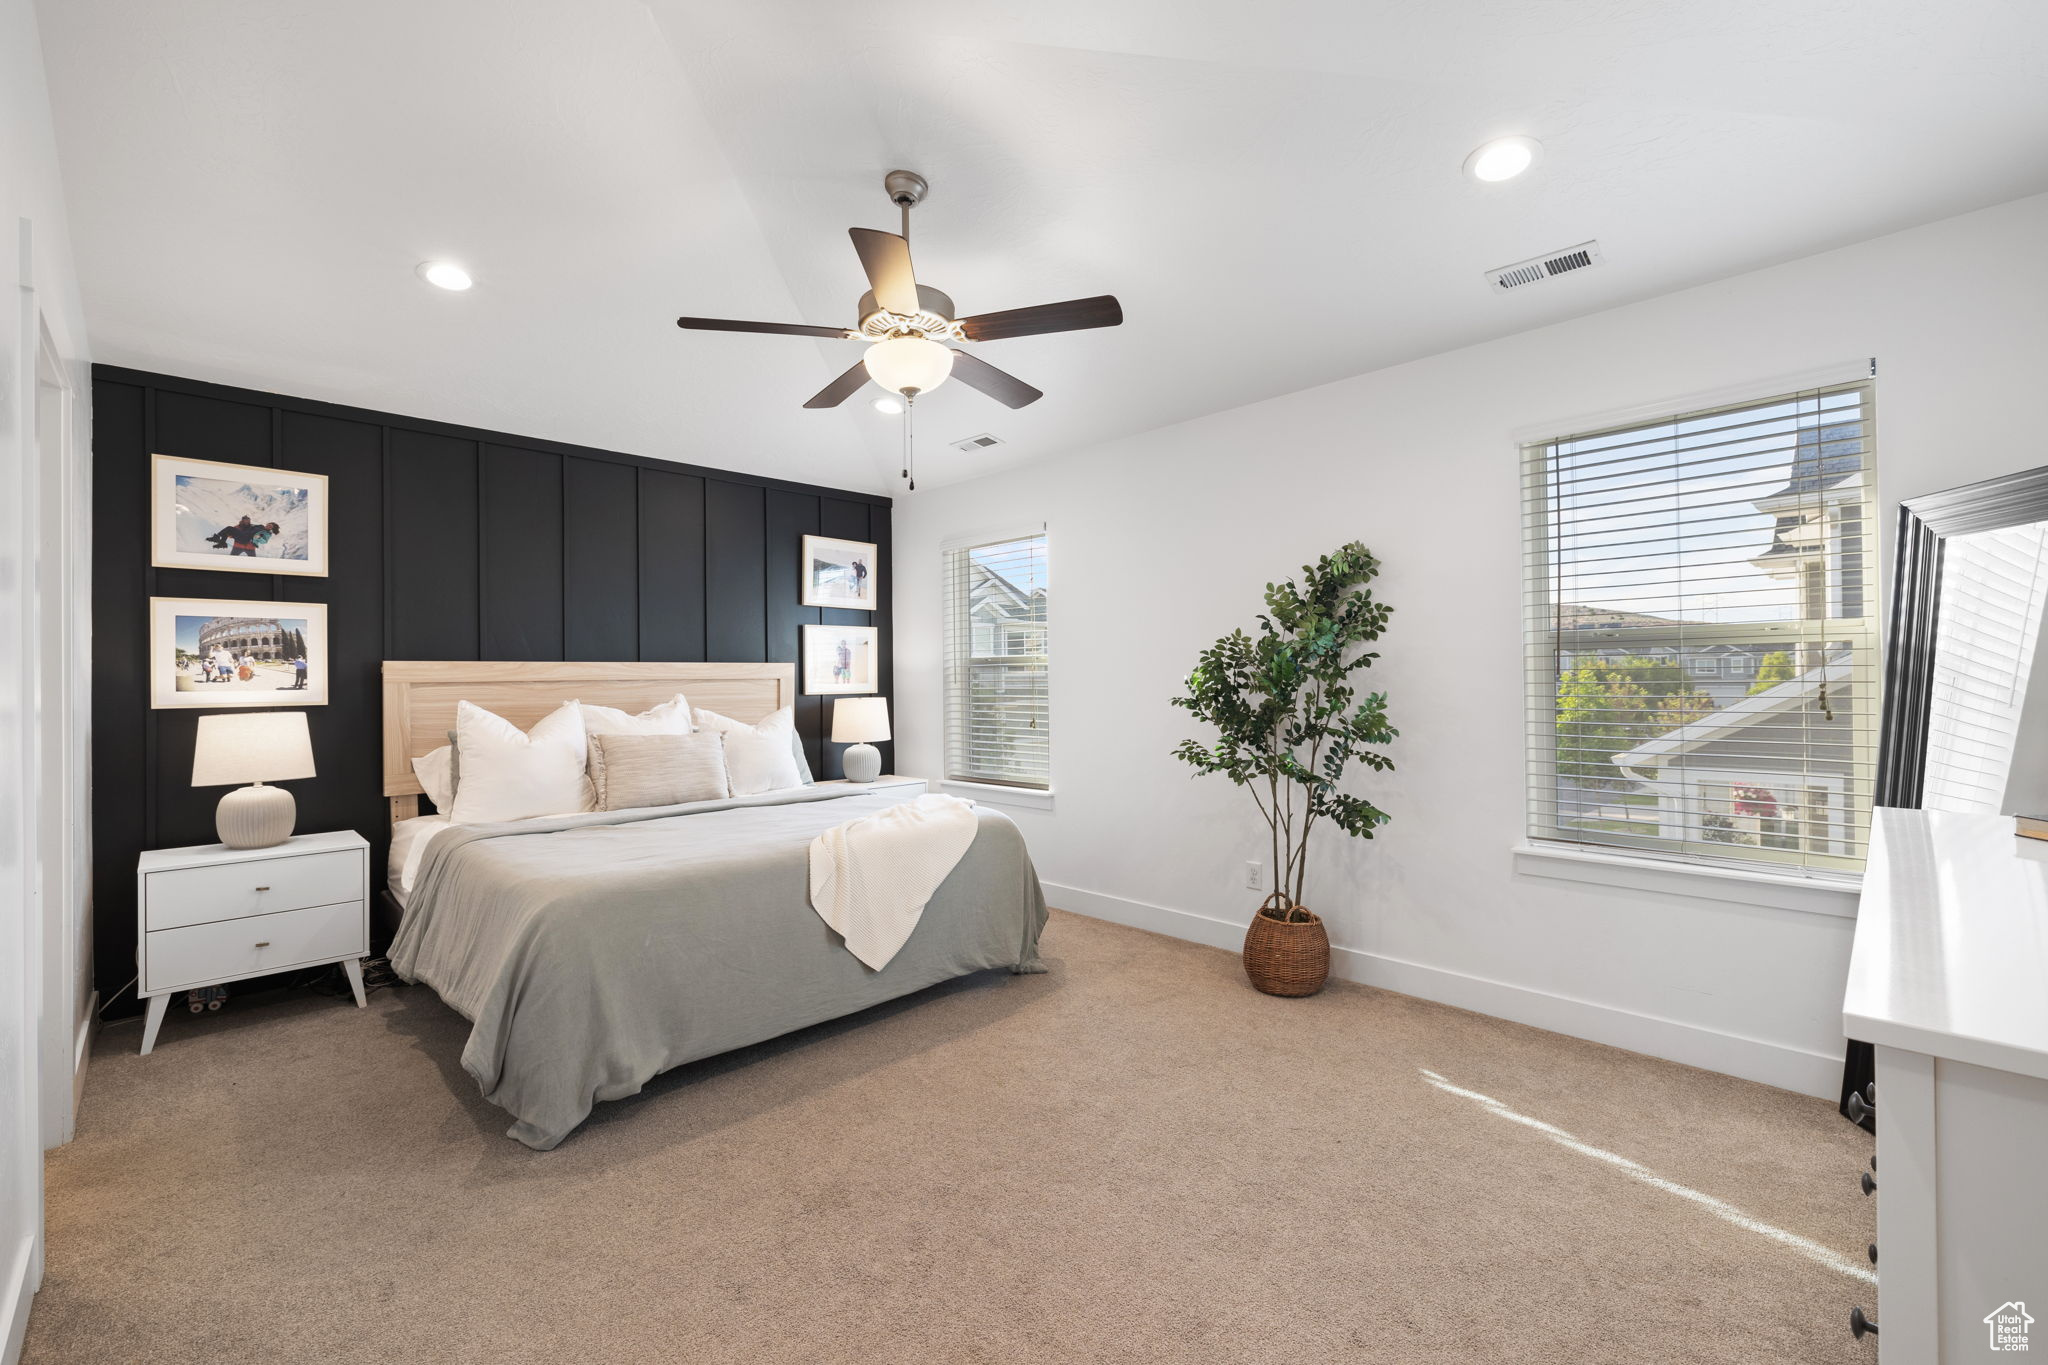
<box><xmin>831</xmin><ymin>697</ymin><xmax>890</xmax><ymax>784</ymax></box>
<box><xmin>192</xmin><ymin>711</ymin><xmax>316</xmax><ymax>848</ymax></box>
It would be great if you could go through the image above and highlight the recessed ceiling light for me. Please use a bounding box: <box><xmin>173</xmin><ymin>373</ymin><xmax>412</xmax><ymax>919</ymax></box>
<box><xmin>872</xmin><ymin>396</ymin><xmax>905</xmax><ymax>415</ymax></box>
<box><xmin>1463</xmin><ymin>136</ymin><xmax>1542</xmax><ymax>183</ymax></box>
<box><xmin>417</xmin><ymin>260</ymin><xmax>473</xmax><ymax>291</ymax></box>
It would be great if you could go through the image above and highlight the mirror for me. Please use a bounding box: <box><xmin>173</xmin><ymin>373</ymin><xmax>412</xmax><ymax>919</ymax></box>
<box><xmin>1875</xmin><ymin>464</ymin><xmax>2048</xmax><ymax>813</ymax></box>
<box><xmin>1919</xmin><ymin>521</ymin><xmax>2048</xmax><ymax>814</ymax></box>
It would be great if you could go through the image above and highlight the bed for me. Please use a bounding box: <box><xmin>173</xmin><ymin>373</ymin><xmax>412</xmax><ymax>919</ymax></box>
<box><xmin>379</xmin><ymin>661</ymin><xmax>1049</xmax><ymax>1149</ymax></box>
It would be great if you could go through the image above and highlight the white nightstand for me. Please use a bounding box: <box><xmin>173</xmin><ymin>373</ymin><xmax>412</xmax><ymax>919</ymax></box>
<box><xmin>819</xmin><ymin>775</ymin><xmax>927</xmax><ymax>796</ymax></box>
<box><xmin>135</xmin><ymin>829</ymin><xmax>371</xmax><ymax>1055</ymax></box>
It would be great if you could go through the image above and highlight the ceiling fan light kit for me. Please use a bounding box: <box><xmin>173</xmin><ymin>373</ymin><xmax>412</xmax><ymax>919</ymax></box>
<box><xmin>863</xmin><ymin>334</ymin><xmax>954</xmax><ymax>396</ymax></box>
<box><xmin>673</xmin><ymin>168</ymin><xmax>1124</xmax><ymax>475</ymax></box>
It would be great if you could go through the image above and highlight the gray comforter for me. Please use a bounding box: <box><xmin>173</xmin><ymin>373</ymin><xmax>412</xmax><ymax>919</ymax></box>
<box><xmin>388</xmin><ymin>787</ymin><xmax>1048</xmax><ymax>1149</ymax></box>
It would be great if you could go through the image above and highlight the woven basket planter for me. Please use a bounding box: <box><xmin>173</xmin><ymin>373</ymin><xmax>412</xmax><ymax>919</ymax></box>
<box><xmin>1242</xmin><ymin>893</ymin><xmax>1329</xmax><ymax>997</ymax></box>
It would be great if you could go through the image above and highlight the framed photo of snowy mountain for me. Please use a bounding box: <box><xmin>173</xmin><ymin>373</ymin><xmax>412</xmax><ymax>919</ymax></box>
<box><xmin>151</xmin><ymin>454</ymin><xmax>329</xmax><ymax>576</ymax></box>
<box><xmin>149</xmin><ymin>597</ymin><xmax>328</xmax><ymax>709</ymax></box>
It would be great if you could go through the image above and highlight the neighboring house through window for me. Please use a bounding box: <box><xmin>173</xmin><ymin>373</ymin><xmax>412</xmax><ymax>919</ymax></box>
<box><xmin>1525</xmin><ymin>382</ymin><xmax>1878</xmax><ymax>876</ymax></box>
<box><xmin>943</xmin><ymin>529</ymin><xmax>1050</xmax><ymax>789</ymax></box>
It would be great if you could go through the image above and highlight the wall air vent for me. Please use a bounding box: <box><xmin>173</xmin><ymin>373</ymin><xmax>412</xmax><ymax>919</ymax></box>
<box><xmin>951</xmin><ymin>433</ymin><xmax>1005</xmax><ymax>453</ymax></box>
<box><xmin>1486</xmin><ymin>240</ymin><xmax>1604</xmax><ymax>294</ymax></box>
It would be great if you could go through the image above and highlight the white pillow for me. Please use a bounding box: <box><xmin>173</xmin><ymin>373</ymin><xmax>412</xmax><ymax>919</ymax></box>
<box><xmin>692</xmin><ymin>705</ymin><xmax>804</xmax><ymax>796</ymax></box>
<box><xmin>582</xmin><ymin>692</ymin><xmax>692</xmax><ymax>738</ymax></box>
<box><xmin>412</xmin><ymin>745</ymin><xmax>455</xmax><ymax>811</ymax></box>
<box><xmin>450</xmin><ymin>700</ymin><xmax>591</xmax><ymax>824</ymax></box>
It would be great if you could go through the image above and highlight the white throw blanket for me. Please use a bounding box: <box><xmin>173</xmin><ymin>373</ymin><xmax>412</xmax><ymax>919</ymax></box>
<box><xmin>808</xmin><ymin>794</ymin><xmax>979</xmax><ymax>969</ymax></box>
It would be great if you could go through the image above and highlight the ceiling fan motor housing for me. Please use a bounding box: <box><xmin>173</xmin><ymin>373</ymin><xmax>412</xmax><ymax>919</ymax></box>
<box><xmin>857</xmin><ymin>285</ymin><xmax>958</xmax><ymax>339</ymax></box>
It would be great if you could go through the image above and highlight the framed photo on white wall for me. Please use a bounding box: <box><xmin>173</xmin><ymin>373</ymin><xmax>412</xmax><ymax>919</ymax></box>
<box><xmin>802</xmin><ymin>623</ymin><xmax>879</xmax><ymax>695</ymax></box>
<box><xmin>149</xmin><ymin>597</ymin><xmax>329</xmax><ymax>708</ymax></box>
<box><xmin>800</xmin><ymin>534</ymin><xmax>878</xmax><ymax>610</ymax></box>
<box><xmin>151</xmin><ymin>454</ymin><xmax>330</xmax><ymax>576</ymax></box>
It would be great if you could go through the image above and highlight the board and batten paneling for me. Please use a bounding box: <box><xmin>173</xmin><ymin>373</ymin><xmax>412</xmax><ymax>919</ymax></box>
<box><xmin>91</xmin><ymin>367</ymin><xmax>892</xmax><ymax>1008</ymax></box>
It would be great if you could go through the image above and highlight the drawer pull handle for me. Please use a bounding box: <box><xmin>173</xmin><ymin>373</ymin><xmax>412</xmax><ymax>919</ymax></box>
<box><xmin>254</xmin><ymin>886</ymin><xmax>271</xmax><ymax>892</ymax></box>
<box><xmin>254</xmin><ymin>940</ymin><xmax>271</xmax><ymax>948</ymax></box>
<box><xmin>1860</xmin><ymin>1171</ymin><xmax>1877</xmax><ymax>1196</ymax></box>
<box><xmin>1850</xmin><ymin>1306</ymin><xmax>1877</xmax><ymax>1339</ymax></box>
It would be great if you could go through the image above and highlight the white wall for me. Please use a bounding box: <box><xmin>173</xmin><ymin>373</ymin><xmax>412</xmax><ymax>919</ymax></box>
<box><xmin>1</xmin><ymin>0</ymin><xmax>95</xmax><ymax>1357</ymax></box>
<box><xmin>894</xmin><ymin>193</ymin><xmax>2048</xmax><ymax>1100</ymax></box>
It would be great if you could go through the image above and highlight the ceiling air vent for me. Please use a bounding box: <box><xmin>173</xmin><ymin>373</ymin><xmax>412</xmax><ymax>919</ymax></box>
<box><xmin>1486</xmin><ymin>240</ymin><xmax>1604</xmax><ymax>294</ymax></box>
<box><xmin>951</xmin><ymin>433</ymin><xmax>1005</xmax><ymax>453</ymax></box>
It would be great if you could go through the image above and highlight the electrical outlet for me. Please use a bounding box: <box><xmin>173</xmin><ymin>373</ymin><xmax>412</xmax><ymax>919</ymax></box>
<box><xmin>1244</xmin><ymin>860</ymin><xmax>1263</xmax><ymax>890</ymax></box>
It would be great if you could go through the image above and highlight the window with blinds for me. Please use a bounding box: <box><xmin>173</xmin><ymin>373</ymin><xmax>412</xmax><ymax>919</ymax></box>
<box><xmin>1524</xmin><ymin>381</ymin><xmax>1878</xmax><ymax>877</ymax></box>
<box><xmin>942</xmin><ymin>530</ymin><xmax>1050</xmax><ymax>789</ymax></box>
<box><xmin>1920</xmin><ymin>522</ymin><xmax>2048</xmax><ymax>814</ymax></box>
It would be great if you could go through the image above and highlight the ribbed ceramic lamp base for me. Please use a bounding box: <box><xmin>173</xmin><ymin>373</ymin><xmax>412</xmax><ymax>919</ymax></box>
<box><xmin>842</xmin><ymin>743</ymin><xmax>881</xmax><ymax>784</ymax></box>
<box><xmin>216</xmin><ymin>783</ymin><xmax>297</xmax><ymax>849</ymax></box>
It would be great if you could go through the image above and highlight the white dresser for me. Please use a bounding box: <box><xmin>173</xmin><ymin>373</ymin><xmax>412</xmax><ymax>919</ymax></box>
<box><xmin>136</xmin><ymin>829</ymin><xmax>371</xmax><ymax>1054</ymax></box>
<box><xmin>1844</xmin><ymin>808</ymin><xmax>2048</xmax><ymax>1358</ymax></box>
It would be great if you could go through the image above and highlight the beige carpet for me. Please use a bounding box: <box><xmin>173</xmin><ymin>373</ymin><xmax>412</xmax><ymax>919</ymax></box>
<box><xmin>28</xmin><ymin>910</ymin><xmax>1874</xmax><ymax>1364</ymax></box>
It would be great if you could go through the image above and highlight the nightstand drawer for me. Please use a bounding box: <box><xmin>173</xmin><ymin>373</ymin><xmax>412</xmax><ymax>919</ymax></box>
<box><xmin>145</xmin><ymin>900</ymin><xmax>365</xmax><ymax>993</ymax></box>
<box><xmin>144</xmin><ymin>848</ymin><xmax>363</xmax><ymax>931</ymax></box>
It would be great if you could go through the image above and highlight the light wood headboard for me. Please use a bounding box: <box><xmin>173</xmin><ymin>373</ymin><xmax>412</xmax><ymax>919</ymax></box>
<box><xmin>381</xmin><ymin>660</ymin><xmax>796</xmax><ymax>824</ymax></box>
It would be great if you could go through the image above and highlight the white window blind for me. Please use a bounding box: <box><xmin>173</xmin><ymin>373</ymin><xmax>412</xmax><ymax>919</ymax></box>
<box><xmin>943</xmin><ymin>531</ymin><xmax>1050</xmax><ymax>789</ymax></box>
<box><xmin>1524</xmin><ymin>381</ymin><xmax>1878</xmax><ymax>877</ymax></box>
<box><xmin>1921</xmin><ymin>522</ymin><xmax>2048</xmax><ymax>814</ymax></box>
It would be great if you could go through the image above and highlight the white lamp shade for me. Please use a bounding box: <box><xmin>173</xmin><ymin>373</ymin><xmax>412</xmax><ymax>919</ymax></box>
<box><xmin>192</xmin><ymin>711</ymin><xmax>316</xmax><ymax>787</ymax></box>
<box><xmin>862</xmin><ymin>336</ymin><xmax>953</xmax><ymax>395</ymax></box>
<box><xmin>831</xmin><ymin>697</ymin><xmax>892</xmax><ymax>744</ymax></box>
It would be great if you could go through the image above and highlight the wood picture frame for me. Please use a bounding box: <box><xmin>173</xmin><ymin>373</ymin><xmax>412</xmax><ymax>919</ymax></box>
<box><xmin>151</xmin><ymin>453</ymin><xmax>330</xmax><ymax>576</ymax></box>
<box><xmin>803</xmin><ymin>623</ymin><xmax>879</xmax><ymax>695</ymax></box>
<box><xmin>800</xmin><ymin>534</ymin><xmax>878</xmax><ymax>611</ymax></box>
<box><xmin>150</xmin><ymin>597</ymin><xmax>329</xmax><ymax>709</ymax></box>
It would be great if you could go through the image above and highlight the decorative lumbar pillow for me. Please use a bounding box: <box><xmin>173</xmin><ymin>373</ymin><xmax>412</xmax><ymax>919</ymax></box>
<box><xmin>588</xmin><ymin>732</ymin><xmax>729</xmax><ymax>811</ymax></box>
<box><xmin>449</xmin><ymin>700</ymin><xmax>590</xmax><ymax>824</ymax></box>
<box><xmin>692</xmin><ymin>706</ymin><xmax>804</xmax><ymax>796</ymax></box>
<box><xmin>581</xmin><ymin>692</ymin><xmax>692</xmax><ymax>738</ymax></box>
<box><xmin>412</xmin><ymin>745</ymin><xmax>455</xmax><ymax>811</ymax></box>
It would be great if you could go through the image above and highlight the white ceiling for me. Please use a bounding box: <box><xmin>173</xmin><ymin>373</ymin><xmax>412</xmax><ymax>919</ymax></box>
<box><xmin>37</xmin><ymin>0</ymin><xmax>2048</xmax><ymax>492</ymax></box>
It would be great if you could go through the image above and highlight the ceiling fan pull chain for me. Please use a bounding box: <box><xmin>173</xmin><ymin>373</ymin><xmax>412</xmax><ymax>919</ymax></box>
<box><xmin>904</xmin><ymin>394</ymin><xmax>917</xmax><ymax>491</ymax></box>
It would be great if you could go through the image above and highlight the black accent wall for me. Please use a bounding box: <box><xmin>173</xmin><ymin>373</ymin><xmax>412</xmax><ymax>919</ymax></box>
<box><xmin>92</xmin><ymin>367</ymin><xmax>892</xmax><ymax>1003</ymax></box>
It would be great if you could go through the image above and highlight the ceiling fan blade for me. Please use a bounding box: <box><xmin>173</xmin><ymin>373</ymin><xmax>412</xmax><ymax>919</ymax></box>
<box><xmin>948</xmin><ymin>350</ymin><xmax>1043</xmax><ymax>409</ymax></box>
<box><xmin>957</xmin><ymin>295</ymin><xmax>1122</xmax><ymax>343</ymax></box>
<box><xmin>848</xmin><ymin>228</ymin><xmax>921</xmax><ymax>315</ymax></box>
<box><xmin>802</xmin><ymin>359</ymin><xmax>873</xmax><ymax>409</ymax></box>
<box><xmin>676</xmin><ymin>316</ymin><xmax>854</xmax><ymax>339</ymax></box>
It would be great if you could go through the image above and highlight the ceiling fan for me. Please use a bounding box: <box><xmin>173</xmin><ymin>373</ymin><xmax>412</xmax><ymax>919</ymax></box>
<box><xmin>676</xmin><ymin>170</ymin><xmax>1122</xmax><ymax>411</ymax></box>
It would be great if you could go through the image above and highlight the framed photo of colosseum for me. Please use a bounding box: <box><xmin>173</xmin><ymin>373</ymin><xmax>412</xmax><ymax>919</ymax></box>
<box><xmin>150</xmin><ymin>454</ymin><xmax>330</xmax><ymax>577</ymax></box>
<box><xmin>149</xmin><ymin>597</ymin><xmax>329</xmax><ymax>709</ymax></box>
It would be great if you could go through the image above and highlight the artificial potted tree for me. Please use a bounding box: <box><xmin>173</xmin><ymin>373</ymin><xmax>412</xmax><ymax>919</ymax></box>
<box><xmin>1171</xmin><ymin>542</ymin><xmax>1396</xmax><ymax>996</ymax></box>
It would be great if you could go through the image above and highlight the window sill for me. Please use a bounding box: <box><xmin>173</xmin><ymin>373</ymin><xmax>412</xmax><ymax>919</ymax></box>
<box><xmin>1512</xmin><ymin>842</ymin><xmax>1861</xmax><ymax>919</ymax></box>
<box><xmin>940</xmin><ymin>780</ymin><xmax>1055</xmax><ymax>812</ymax></box>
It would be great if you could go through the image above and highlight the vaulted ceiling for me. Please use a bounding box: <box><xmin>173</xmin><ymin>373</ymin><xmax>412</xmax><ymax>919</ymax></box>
<box><xmin>37</xmin><ymin>0</ymin><xmax>2048</xmax><ymax>491</ymax></box>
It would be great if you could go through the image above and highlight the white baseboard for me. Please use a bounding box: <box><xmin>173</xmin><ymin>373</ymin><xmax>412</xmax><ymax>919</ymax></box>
<box><xmin>1</xmin><ymin>1230</ymin><xmax>35</xmax><ymax>1365</ymax></box>
<box><xmin>1041</xmin><ymin>882</ymin><xmax>1845</xmax><ymax>1099</ymax></box>
<box><xmin>70</xmin><ymin>991</ymin><xmax>97</xmax><ymax>1124</ymax></box>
